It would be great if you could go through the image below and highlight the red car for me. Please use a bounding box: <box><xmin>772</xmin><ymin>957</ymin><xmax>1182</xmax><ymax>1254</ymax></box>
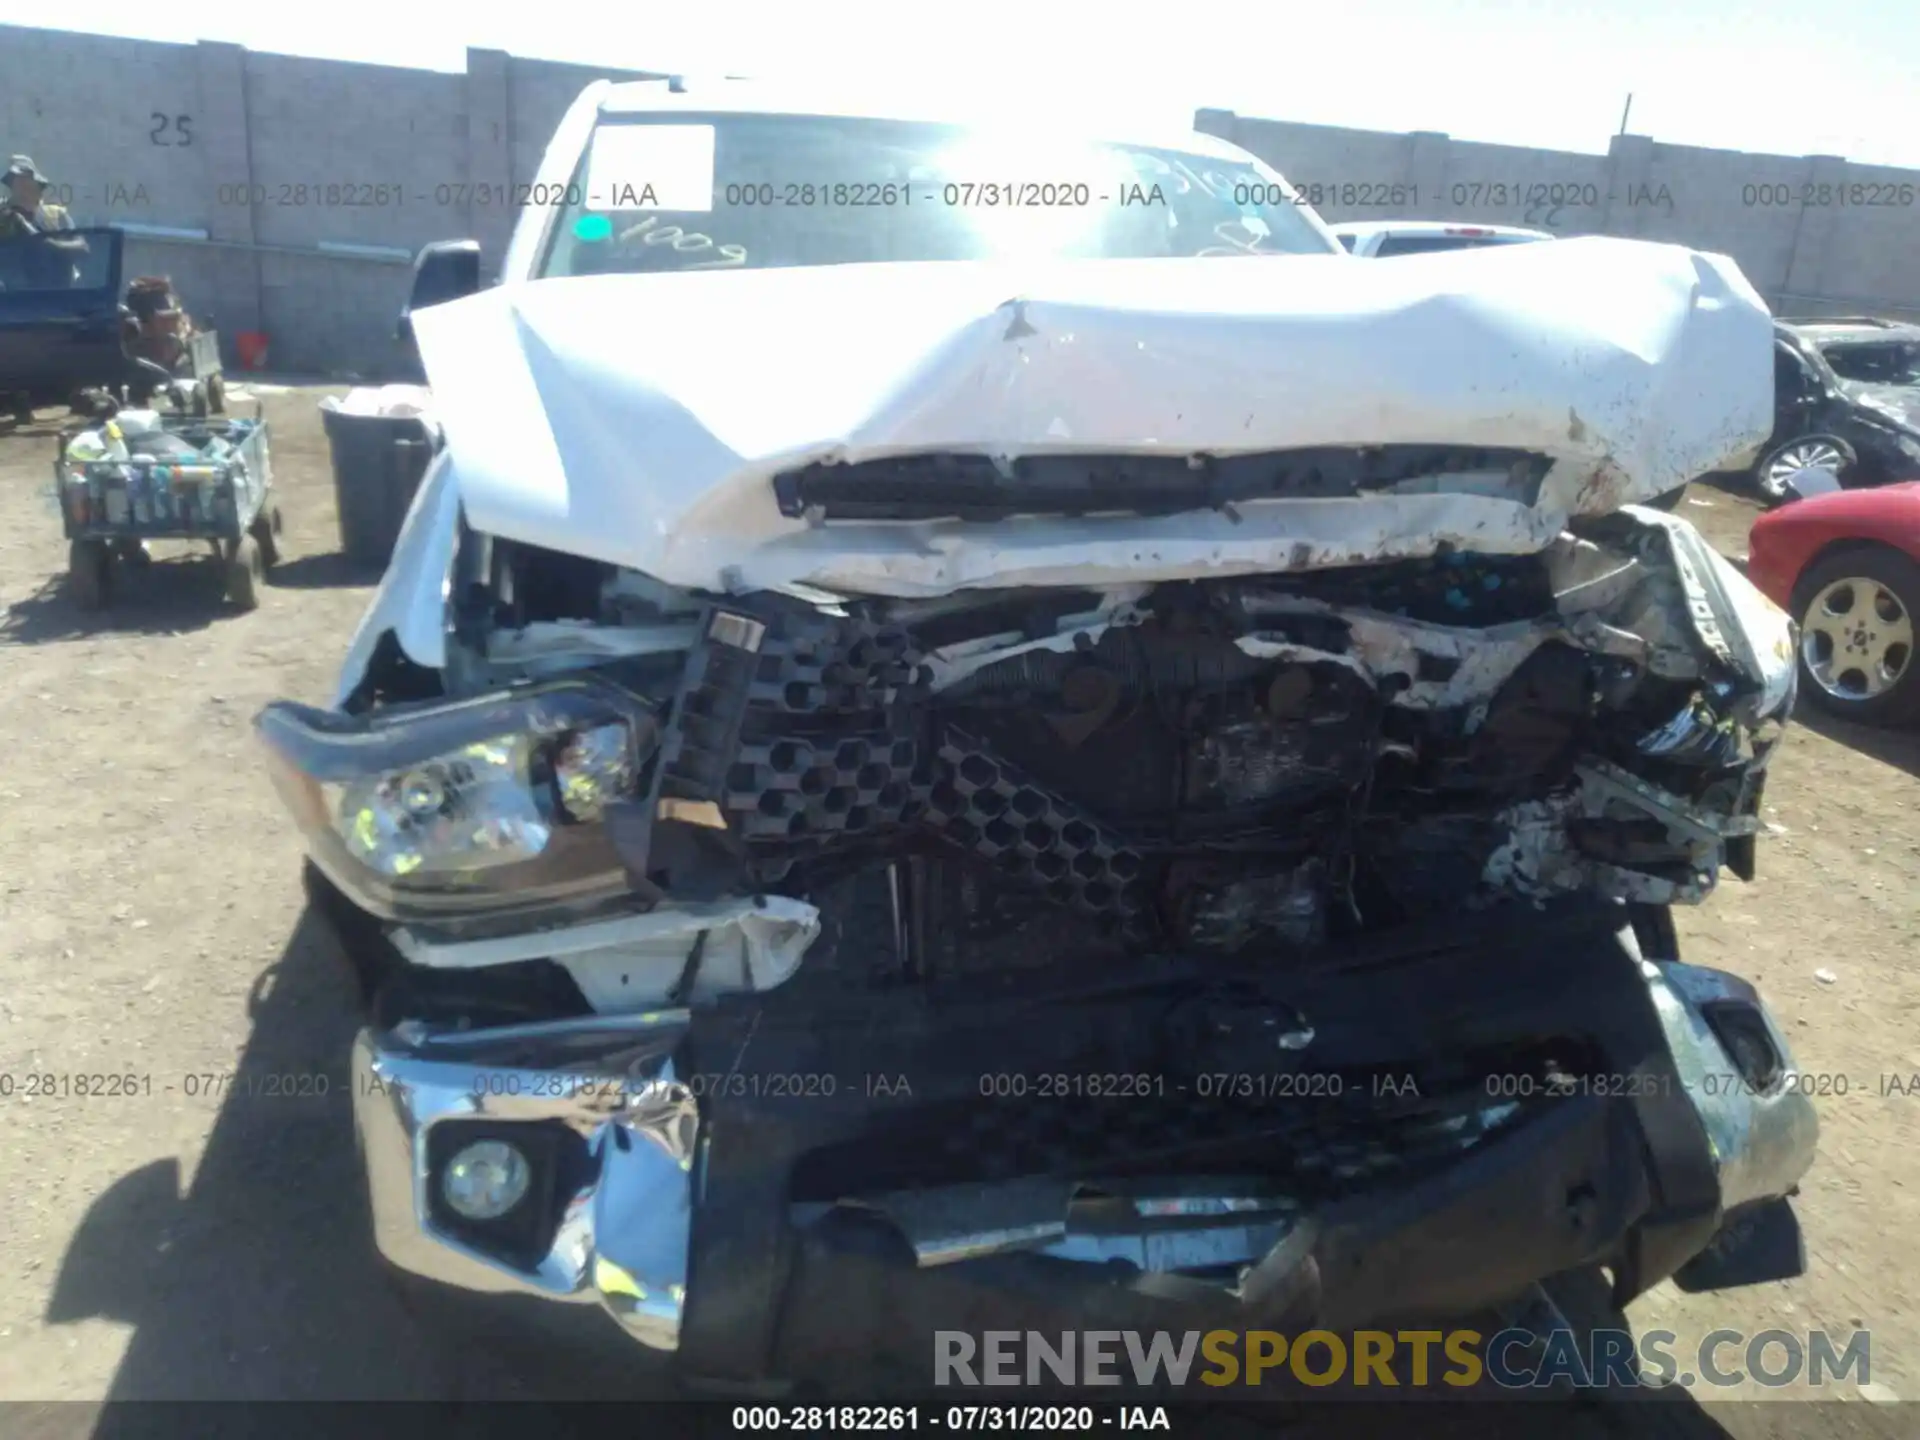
<box><xmin>1746</xmin><ymin>479</ymin><xmax>1920</xmax><ymax>723</ymax></box>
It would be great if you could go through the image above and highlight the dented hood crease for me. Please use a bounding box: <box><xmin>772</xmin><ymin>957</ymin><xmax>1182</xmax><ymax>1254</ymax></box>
<box><xmin>410</xmin><ymin>237</ymin><xmax>1774</xmax><ymax>597</ymax></box>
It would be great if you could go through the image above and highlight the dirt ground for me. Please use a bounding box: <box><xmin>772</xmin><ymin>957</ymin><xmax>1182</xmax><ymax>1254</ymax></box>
<box><xmin>0</xmin><ymin>393</ymin><xmax>1916</xmax><ymax>1436</ymax></box>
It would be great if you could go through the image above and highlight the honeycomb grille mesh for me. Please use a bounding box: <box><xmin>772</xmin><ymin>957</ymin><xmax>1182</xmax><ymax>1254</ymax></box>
<box><xmin>660</xmin><ymin>602</ymin><xmax>1153</xmax><ymax>931</ymax></box>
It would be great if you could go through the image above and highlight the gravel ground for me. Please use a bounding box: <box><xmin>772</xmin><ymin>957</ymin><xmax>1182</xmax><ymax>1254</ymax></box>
<box><xmin>0</xmin><ymin>394</ymin><xmax>1914</xmax><ymax>1437</ymax></box>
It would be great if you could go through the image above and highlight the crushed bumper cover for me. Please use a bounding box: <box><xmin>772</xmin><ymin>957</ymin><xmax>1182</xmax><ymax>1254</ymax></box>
<box><xmin>350</xmin><ymin>905</ymin><xmax>1817</xmax><ymax>1387</ymax></box>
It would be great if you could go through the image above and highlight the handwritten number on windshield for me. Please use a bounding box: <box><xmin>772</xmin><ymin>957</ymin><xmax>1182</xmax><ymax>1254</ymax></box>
<box><xmin>617</xmin><ymin>215</ymin><xmax>747</xmax><ymax>268</ymax></box>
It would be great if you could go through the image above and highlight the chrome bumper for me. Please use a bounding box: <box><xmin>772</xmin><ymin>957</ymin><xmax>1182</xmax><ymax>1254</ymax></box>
<box><xmin>350</xmin><ymin>1009</ymin><xmax>697</xmax><ymax>1350</ymax></box>
<box><xmin>351</xmin><ymin>959</ymin><xmax>1817</xmax><ymax>1354</ymax></box>
<box><xmin>1645</xmin><ymin>959</ymin><xmax>1820</xmax><ymax>1215</ymax></box>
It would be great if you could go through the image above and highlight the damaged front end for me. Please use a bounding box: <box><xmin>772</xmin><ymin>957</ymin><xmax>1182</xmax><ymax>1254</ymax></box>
<box><xmin>273</xmin><ymin>492</ymin><xmax>1794</xmax><ymax>974</ymax></box>
<box><xmin>253</xmin><ymin>223</ymin><xmax>1815</xmax><ymax>1388</ymax></box>
<box><xmin>263</xmin><ymin>462</ymin><xmax>1815</xmax><ymax>1382</ymax></box>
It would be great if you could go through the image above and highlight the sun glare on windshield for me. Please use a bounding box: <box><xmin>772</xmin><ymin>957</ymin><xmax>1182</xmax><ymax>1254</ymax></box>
<box><xmin>925</xmin><ymin>135</ymin><xmax>1131</xmax><ymax>260</ymax></box>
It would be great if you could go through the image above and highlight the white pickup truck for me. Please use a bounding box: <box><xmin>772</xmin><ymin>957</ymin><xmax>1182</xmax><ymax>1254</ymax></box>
<box><xmin>263</xmin><ymin>77</ymin><xmax>1814</xmax><ymax>1397</ymax></box>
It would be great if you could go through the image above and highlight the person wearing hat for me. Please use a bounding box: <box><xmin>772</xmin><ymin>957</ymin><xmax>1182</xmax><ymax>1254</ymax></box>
<box><xmin>0</xmin><ymin>156</ymin><xmax>75</xmax><ymax>237</ymax></box>
<box><xmin>0</xmin><ymin>156</ymin><xmax>85</xmax><ymax>424</ymax></box>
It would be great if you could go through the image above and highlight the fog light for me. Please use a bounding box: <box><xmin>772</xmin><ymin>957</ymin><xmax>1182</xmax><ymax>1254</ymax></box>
<box><xmin>441</xmin><ymin>1139</ymin><xmax>532</xmax><ymax>1220</ymax></box>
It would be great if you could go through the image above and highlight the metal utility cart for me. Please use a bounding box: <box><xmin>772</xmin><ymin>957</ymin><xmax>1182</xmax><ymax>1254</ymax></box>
<box><xmin>53</xmin><ymin>403</ymin><xmax>281</xmax><ymax>611</ymax></box>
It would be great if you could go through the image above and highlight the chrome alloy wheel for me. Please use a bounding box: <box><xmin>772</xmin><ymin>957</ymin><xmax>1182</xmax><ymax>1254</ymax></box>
<box><xmin>1801</xmin><ymin>575</ymin><xmax>1915</xmax><ymax>702</ymax></box>
<box><xmin>1760</xmin><ymin>439</ymin><xmax>1848</xmax><ymax>499</ymax></box>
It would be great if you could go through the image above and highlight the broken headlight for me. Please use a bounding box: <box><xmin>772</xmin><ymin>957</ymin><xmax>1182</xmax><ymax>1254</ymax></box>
<box><xmin>255</xmin><ymin>678</ymin><xmax>657</xmax><ymax>926</ymax></box>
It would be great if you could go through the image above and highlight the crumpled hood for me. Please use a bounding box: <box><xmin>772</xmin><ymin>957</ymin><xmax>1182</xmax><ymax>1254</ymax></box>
<box><xmin>411</xmin><ymin>236</ymin><xmax>1774</xmax><ymax>597</ymax></box>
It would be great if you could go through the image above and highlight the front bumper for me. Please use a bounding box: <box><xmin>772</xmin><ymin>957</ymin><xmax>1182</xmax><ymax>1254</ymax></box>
<box><xmin>352</xmin><ymin>1010</ymin><xmax>697</xmax><ymax>1350</ymax></box>
<box><xmin>351</xmin><ymin>921</ymin><xmax>1817</xmax><ymax>1383</ymax></box>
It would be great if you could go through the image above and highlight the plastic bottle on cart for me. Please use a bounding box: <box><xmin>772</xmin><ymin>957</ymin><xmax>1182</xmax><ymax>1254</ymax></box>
<box><xmin>66</xmin><ymin>430</ymin><xmax>117</xmax><ymax>524</ymax></box>
<box><xmin>106</xmin><ymin>422</ymin><xmax>149</xmax><ymax>524</ymax></box>
<box><xmin>100</xmin><ymin>457</ymin><xmax>130</xmax><ymax>525</ymax></box>
<box><xmin>171</xmin><ymin>469</ymin><xmax>198</xmax><ymax>525</ymax></box>
<box><xmin>157</xmin><ymin>466</ymin><xmax>181</xmax><ymax>524</ymax></box>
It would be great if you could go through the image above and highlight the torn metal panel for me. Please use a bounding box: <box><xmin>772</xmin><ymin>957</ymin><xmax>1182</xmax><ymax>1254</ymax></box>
<box><xmin>1483</xmin><ymin>797</ymin><xmax>1604</xmax><ymax>902</ymax></box>
<box><xmin>392</xmin><ymin>896</ymin><xmax>821</xmax><ymax>1011</ymax></box>
<box><xmin>1483</xmin><ymin>756</ymin><xmax>1763</xmax><ymax>910</ymax></box>
<box><xmin>331</xmin><ymin>450</ymin><xmax>462</xmax><ymax>703</ymax></box>
<box><xmin>1040</xmin><ymin>1218</ymin><xmax>1293</xmax><ymax>1272</ymax></box>
<box><xmin>1595</xmin><ymin>507</ymin><xmax>1797</xmax><ymax>719</ymax></box>
<box><xmin>847</xmin><ymin>1180</ymin><xmax>1076</xmax><ymax>1266</ymax></box>
<box><xmin>1575</xmin><ymin>760</ymin><xmax>1764</xmax><ymax>842</ymax></box>
<box><xmin>813</xmin><ymin>1181</ymin><xmax>1310</xmax><ymax>1274</ymax></box>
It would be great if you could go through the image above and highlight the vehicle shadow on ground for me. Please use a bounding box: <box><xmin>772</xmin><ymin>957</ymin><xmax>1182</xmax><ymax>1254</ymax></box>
<box><xmin>264</xmin><ymin>551</ymin><xmax>381</xmax><ymax>591</ymax></box>
<box><xmin>41</xmin><ymin>903</ymin><xmax>673</xmax><ymax>1428</ymax></box>
<box><xmin>41</xmin><ymin>907</ymin><xmax>456</xmax><ymax>1412</ymax></box>
<box><xmin>0</xmin><ymin>562</ymin><xmax>233</xmax><ymax>643</ymax></box>
<box><xmin>1794</xmin><ymin>705</ymin><xmax>1920</xmax><ymax>780</ymax></box>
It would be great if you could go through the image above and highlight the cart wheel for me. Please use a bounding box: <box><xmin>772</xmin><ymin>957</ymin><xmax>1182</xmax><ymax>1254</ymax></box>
<box><xmin>249</xmin><ymin>511</ymin><xmax>280</xmax><ymax>569</ymax></box>
<box><xmin>68</xmin><ymin>539</ymin><xmax>110</xmax><ymax>610</ymax></box>
<box><xmin>206</xmin><ymin>374</ymin><xmax>226</xmax><ymax>415</ymax></box>
<box><xmin>113</xmin><ymin>538</ymin><xmax>152</xmax><ymax>569</ymax></box>
<box><xmin>225</xmin><ymin>535</ymin><xmax>263</xmax><ymax>611</ymax></box>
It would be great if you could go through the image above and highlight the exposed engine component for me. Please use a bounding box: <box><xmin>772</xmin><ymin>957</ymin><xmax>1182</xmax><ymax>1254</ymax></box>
<box><xmin>475</xmin><ymin>517</ymin><xmax>1790</xmax><ymax>976</ymax></box>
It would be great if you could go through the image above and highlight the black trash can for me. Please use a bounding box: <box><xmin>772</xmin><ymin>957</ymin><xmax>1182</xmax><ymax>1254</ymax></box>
<box><xmin>319</xmin><ymin>403</ymin><xmax>441</xmax><ymax>569</ymax></box>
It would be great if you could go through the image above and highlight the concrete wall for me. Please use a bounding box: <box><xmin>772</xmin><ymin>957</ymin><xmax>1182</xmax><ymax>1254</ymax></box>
<box><xmin>1199</xmin><ymin>110</ymin><xmax>1920</xmax><ymax>324</ymax></box>
<box><xmin>0</xmin><ymin>24</ymin><xmax>665</xmax><ymax>375</ymax></box>
<box><xmin>4</xmin><ymin>22</ymin><xmax>1917</xmax><ymax>373</ymax></box>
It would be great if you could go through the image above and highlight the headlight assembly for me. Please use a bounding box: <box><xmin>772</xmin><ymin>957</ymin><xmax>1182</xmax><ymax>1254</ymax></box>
<box><xmin>255</xmin><ymin>678</ymin><xmax>658</xmax><ymax>927</ymax></box>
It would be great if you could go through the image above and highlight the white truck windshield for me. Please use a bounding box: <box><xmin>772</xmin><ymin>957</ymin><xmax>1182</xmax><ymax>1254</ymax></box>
<box><xmin>537</xmin><ymin>114</ymin><xmax>1338</xmax><ymax>278</ymax></box>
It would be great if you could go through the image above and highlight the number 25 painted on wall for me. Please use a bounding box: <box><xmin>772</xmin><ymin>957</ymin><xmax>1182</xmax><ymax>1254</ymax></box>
<box><xmin>150</xmin><ymin>113</ymin><xmax>193</xmax><ymax>147</ymax></box>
